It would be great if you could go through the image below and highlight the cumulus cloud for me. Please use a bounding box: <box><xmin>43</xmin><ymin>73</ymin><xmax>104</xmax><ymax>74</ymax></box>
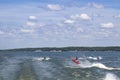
<box><xmin>26</xmin><ymin>15</ymin><xmax>38</xmax><ymax>27</ymax></box>
<box><xmin>47</xmin><ymin>4</ymin><xmax>62</xmax><ymax>10</ymax></box>
<box><xmin>29</xmin><ymin>16</ymin><xmax>37</xmax><ymax>20</ymax></box>
<box><xmin>20</xmin><ymin>29</ymin><xmax>34</xmax><ymax>33</ymax></box>
<box><xmin>26</xmin><ymin>21</ymin><xmax>36</xmax><ymax>27</ymax></box>
<box><xmin>26</xmin><ymin>15</ymin><xmax>45</xmax><ymax>28</ymax></box>
<box><xmin>70</xmin><ymin>14</ymin><xmax>91</xmax><ymax>20</ymax></box>
<box><xmin>101</xmin><ymin>22</ymin><xmax>114</xmax><ymax>28</ymax></box>
<box><xmin>64</xmin><ymin>19</ymin><xmax>75</xmax><ymax>24</ymax></box>
<box><xmin>80</xmin><ymin>13</ymin><xmax>91</xmax><ymax>20</ymax></box>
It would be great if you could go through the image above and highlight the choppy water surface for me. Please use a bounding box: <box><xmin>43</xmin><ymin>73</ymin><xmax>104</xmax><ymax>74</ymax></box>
<box><xmin>0</xmin><ymin>51</ymin><xmax>120</xmax><ymax>80</ymax></box>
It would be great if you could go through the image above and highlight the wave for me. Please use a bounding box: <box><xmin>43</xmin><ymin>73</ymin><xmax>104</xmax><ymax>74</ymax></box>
<box><xmin>78</xmin><ymin>56</ymin><xmax>102</xmax><ymax>60</ymax></box>
<box><xmin>87</xmin><ymin>56</ymin><xmax>102</xmax><ymax>60</ymax></box>
<box><xmin>33</xmin><ymin>57</ymin><xmax>51</xmax><ymax>61</ymax></box>
<box><xmin>65</xmin><ymin>59</ymin><xmax>120</xmax><ymax>70</ymax></box>
<box><xmin>91</xmin><ymin>63</ymin><xmax>120</xmax><ymax>70</ymax></box>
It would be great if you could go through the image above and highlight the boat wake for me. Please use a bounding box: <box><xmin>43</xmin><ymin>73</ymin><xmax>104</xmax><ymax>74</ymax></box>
<box><xmin>65</xmin><ymin>59</ymin><xmax>120</xmax><ymax>70</ymax></box>
<box><xmin>0</xmin><ymin>57</ymin><xmax>22</xmax><ymax>80</ymax></box>
<box><xmin>91</xmin><ymin>63</ymin><xmax>120</xmax><ymax>70</ymax></box>
<box><xmin>78</xmin><ymin>56</ymin><xmax>102</xmax><ymax>60</ymax></box>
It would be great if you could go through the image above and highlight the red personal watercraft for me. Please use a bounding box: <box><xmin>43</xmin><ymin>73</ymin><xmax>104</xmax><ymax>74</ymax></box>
<box><xmin>72</xmin><ymin>58</ymin><xmax>80</xmax><ymax>64</ymax></box>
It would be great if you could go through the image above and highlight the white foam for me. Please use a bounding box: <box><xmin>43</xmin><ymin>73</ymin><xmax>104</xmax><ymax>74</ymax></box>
<box><xmin>78</xmin><ymin>60</ymin><xmax>92</xmax><ymax>68</ymax></box>
<box><xmin>33</xmin><ymin>57</ymin><xmax>44</xmax><ymax>61</ymax></box>
<box><xmin>87</xmin><ymin>56</ymin><xmax>98</xmax><ymax>60</ymax></box>
<box><xmin>91</xmin><ymin>63</ymin><xmax>120</xmax><ymax>70</ymax></box>
<box><xmin>78</xmin><ymin>56</ymin><xmax>102</xmax><ymax>60</ymax></box>
<box><xmin>87</xmin><ymin>56</ymin><xmax>102</xmax><ymax>60</ymax></box>
<box><xmin>33</xmin><ymin>57</ymin><xmax>51</xmax><ymax>61</ymax></box>
<box><xmin>45</xmin><ymin>57</ymin><xmax>50</xmax><ymax>60</ymax></box>
<box><xmin>66</xmin><ymin>59</ymin><xmax>120</xmax><ymax>70</ymax></box>
<box><xmin>104</xmin><ymin>73</ymin><xmax>120</xmax><ymax>80</ymax></box>
<box><xmin>98</xmin><ymin>56</ymin><xmax>102</xmax><ymax>60</ymax></box>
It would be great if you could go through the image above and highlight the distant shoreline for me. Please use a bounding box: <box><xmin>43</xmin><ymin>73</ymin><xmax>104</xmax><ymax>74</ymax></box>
<box><xmin>1</xmin><ymin>46</ymin><xmax>120</xmax><ymax>51</ymax></box>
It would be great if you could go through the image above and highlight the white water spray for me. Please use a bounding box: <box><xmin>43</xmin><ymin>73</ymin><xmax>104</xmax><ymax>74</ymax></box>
<box><xmin>104</xmin><ymin>73</ymin><xmax>120</xmax><ymax>80</ymax></box>
<box><xmin>33</xmin><ymin>57</ymin><xmax>51</xmax><ymax>61</ymax></box>
<box><xmin>66</xmin><ymin>59</ymin><xmax>120</xmax><ymax>70</ymax></box>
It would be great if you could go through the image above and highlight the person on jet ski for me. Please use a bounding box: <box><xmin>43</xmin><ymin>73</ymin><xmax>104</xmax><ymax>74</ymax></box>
<box><xmin>75</xmin><ymin>56</ymin><xmax>78</xmax><ymax>60</ymax></box>
<box><xmin>43</xmin><ymin>57</ymin><xmax>46</xmax><ymax>60</ymax></box>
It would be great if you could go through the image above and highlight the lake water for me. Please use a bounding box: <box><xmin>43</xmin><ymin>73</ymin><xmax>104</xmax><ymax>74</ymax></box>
<box><xmin>0</xmin><ymin>51</ymin><xmax>120</xmax><ymax>80</ymax></box>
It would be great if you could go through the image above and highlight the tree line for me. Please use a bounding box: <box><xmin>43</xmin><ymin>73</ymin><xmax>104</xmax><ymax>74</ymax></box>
<box><xmin>1</xmin><ymin>46</ymin><xmax>120</xmax><ymax>51</ymax></box>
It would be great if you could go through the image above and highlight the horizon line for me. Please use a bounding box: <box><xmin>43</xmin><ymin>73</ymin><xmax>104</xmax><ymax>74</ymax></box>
<box><xmin>1</xmin><ymin>46</ymin><xmax>120</xmax><ymax>50</ymax></box>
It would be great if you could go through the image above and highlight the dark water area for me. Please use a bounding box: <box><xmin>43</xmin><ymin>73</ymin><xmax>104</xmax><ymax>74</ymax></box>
<box><xmin>0</xmin><ymin>51</ymin><xmax>120</xmax><ymax>80</ymax></box>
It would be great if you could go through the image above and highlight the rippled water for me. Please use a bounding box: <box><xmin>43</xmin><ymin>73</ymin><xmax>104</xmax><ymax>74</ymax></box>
<box><xmin>0</xmin><ymin>51</ymin><xmax>120</xmax><ymax>80</ymax></box>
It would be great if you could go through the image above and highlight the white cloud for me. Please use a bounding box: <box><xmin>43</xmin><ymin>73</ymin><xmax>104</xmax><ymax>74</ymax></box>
<box><xmin>20</xmin><ymin>29</ymin><xmax>34</xmax><ymax>33</ymax></box>
<box><xmin>26</xmin><ymin>21</ymin><xmax>36</xmax><ymax>27</ymax></box>
<box><xmin>101</xmin><ymin>22</ymin><xmax>114</xmax><ymax>28</ymax></box>
<box><xmin>47</xmin><ymin>4</ymin><xmax>62</xmax><ymax>10</ymax></box>
<box><xmin>70</xmin><ymin>14</ymin><xmax>91</xmax><ymax>20</ymax></box>
<box><xmin>25</xmin><ymin>16</ymin><xmax>46</xmax><ymax>28</ymax></box>
<box><xmin>64</xmin><ymin>13</ymin><xmax>91</xmax><ymax>24</ymax></box>
<box><xmin>64</xmin><ymin>19</ymin><xmax>75</xmax><ymax>24</ymax></box>
<box><xmin>29</xmin><ymin>16</ymin><xmax>37</xmax><ymax>20</ymax></box>
<box><xmin>80</xmin><ymin>13</ymin><xmax>91</xmax><ymax>20</ymax></box>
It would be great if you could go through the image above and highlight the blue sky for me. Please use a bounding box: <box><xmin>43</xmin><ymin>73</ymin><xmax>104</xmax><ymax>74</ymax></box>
<box><xmin>0</xmin><ymin>0</ymin><xmax>120</xmax><ymax>49</ymax></box>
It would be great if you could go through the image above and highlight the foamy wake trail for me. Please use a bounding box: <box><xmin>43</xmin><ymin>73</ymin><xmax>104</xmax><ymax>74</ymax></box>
<box><xmin>104</xmin><ymin>73</ymin><xmax>120</xmax><ymax>80</ymax></box>
<box><xmin>0</xmin><ymin>58</ymin><xmax>22</xmax><ymax>80</ymax></box>
<box><xmin>78</xmin><ymin>56</ymin><xmax>102</xmax><ymax>60</ymax></box>
<box><xmin>32</xmin><ymin>59</ymin><xmax>56</xmax><ymax>80</ymax></box>
<box><xmin>91</xmin><ymin>63</ymin><xmax>120</xmax><ymax>70</ymax></box>
<box><xmin>66</xmin><ymin>60</ymin><xmax>120</xmax><ymax>70</ymax></box>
